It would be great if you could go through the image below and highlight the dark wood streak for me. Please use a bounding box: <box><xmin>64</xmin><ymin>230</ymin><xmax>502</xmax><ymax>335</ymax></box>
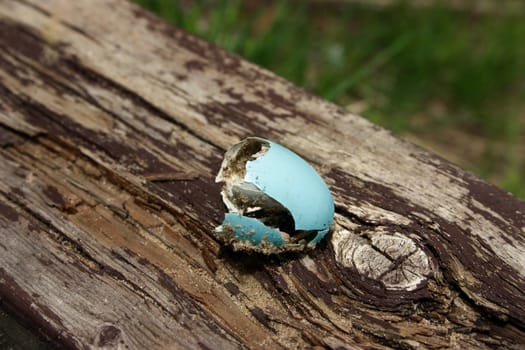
<box><xmin>0</xmin><ymin>268</ymin><xmax>81</xmax><ymax>350</ymax></box>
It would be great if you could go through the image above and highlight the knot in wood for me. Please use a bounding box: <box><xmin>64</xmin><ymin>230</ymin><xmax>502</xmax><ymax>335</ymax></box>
<box><xmin>94</xmin><ymin>323</ymin><xmax>124</xmax><ymax>348</ymax></box>
<box><xmin>332</xmin><ymin>227</ymin><xmax>432</xmax><ymax>291</ymax></box>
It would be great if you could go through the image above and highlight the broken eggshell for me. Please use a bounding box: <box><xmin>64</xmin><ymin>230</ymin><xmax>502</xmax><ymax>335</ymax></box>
<box><xmin>214</xmin><ymin>137</ymin><xmax>334</xmax><ymax>254</ymax></box>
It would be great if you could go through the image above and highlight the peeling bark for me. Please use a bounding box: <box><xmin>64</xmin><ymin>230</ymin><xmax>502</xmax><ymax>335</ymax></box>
<box><xmin>0</xmin><ymin>0</ymin><xmax>524</xmax><ymax>349</ymax></box>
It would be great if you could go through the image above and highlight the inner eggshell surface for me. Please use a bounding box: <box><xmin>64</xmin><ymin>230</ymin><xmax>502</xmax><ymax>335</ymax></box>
<box><xmin>215</xmin><ymin>137</ymin><xmax>334</xmax><ymax>254</ymax></box>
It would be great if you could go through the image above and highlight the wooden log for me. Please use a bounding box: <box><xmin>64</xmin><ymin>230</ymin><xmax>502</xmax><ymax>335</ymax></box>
<box><xmin>0</xmin><ymin>0</ymin><xmax>524</xmax><ymax>348</ymax></box>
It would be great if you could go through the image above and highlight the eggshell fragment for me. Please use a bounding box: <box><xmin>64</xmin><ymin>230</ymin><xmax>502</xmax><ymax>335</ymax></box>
<box><xmin>215</xmin><ymin>137</ymin><xmax>334</xmax><ymax>254</ymax></box>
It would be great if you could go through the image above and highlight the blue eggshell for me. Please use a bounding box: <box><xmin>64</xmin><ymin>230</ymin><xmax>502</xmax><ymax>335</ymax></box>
<box><xmin>216</xmin><ymin>137</ymin><xmax>334</xmax><ymax>253</ymax></box>
<box><xmin>244</xmin><ymin>140</ymin><xmax>334</xmax><ymax>234</ymax></box>
<box><xmin>221</xmin><ymin>213</ymin><xmax>286</xmax><ymax>246</ymax></box>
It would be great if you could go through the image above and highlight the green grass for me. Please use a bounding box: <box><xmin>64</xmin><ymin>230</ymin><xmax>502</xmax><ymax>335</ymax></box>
<box><xmin>133</xmin><ymin>0</ymin><xmax>525</xmax><ymax>198</ymax></box>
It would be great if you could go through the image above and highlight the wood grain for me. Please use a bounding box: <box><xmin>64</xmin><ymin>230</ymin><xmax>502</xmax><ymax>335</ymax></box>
<box><xmin>0</xmin><ymin>0</ymin><xmax>524</xmax><ymax>348</ymax></box>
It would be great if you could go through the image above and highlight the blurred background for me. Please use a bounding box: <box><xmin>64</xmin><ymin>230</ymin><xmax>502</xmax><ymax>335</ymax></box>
<box><xmin>134</xmin><ymin>0</ymin><xmax>525</xmax><ymax>198</ymax></box>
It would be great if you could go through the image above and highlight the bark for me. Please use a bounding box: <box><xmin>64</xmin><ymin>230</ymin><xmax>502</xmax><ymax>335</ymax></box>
<box><xmin>0</xmin><ymin>0</ymin><xmax>524</xmax><ymax>349</ymax></box>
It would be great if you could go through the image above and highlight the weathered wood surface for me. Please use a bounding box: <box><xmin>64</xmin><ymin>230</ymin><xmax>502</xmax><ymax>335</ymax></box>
<box><xmin>0</xmin><ymin>0</ymin><xmax>524</xmax><ymax>349</ymax></box>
